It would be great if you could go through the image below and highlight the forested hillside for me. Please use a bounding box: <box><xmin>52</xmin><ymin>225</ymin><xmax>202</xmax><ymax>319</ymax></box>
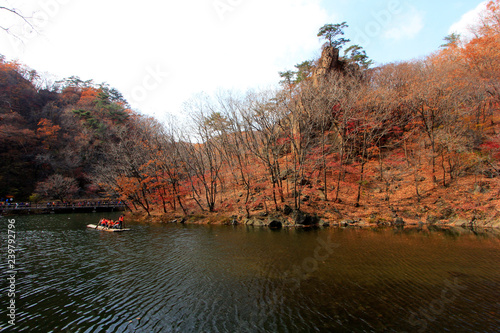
<box><xmin>0</xmin><ymin>59</ymin><xmax>136</xmax><ymax>202</ymax></box>
<box><xmin>2</xmin><ymin>1</ymin><xmax>500</xmax><ymax>226</ymax></box>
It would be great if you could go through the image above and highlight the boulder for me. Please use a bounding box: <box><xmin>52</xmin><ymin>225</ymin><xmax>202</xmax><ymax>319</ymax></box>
<box><xmin>293</xmin><ymin>211</ymin><xmax>320</xmax><ymax>226</ymax></box>
<box><xmin>426</xmin><ymin>215</ymin><xmax>439</xmax><ymax>225</ymax></box>
<box><xmin>393</xmin><ymin>217</ymin><xmax>405</xmax><ymax>226</ymax></box>
<box><xmin>253</xmin><ymin>219</ymin><xmax>267</xmax><ymax>227</ymax></box>
<box><xmin>440</xmin><ymin>207</ymin><xmax>455</xmax><ymax>220</ymax></box>
<box><xmin>283</xmin><ymin>205</ymin><xmax>293</xmax><ymax>216</ymax></box>
<box><xmin>319</xmin><ymin>220</ymin><xmax>330</xmax><ymax>227</ymax></box>
<box><xmin>246</xmin><ymin>216</ymin><xmax>268</xmax><ymax>227</ymax></box>
<box><xmin>268</xmin><ymin>219</ymin><xmax>283</xmax><ymax>229</ymax></box>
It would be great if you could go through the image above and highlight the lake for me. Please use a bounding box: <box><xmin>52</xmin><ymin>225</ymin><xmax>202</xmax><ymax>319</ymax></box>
<box><xmin>1</xmin><ymin>213</ymin><xmax>499</xmax><ymax>332</ymax></box>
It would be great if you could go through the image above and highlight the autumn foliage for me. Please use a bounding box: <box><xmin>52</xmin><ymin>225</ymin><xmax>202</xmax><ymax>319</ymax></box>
<box><xmin>2</xmin><ymin>2</ymin><xmax>500</xmax><ymax>224</ymax></box>
<box><xmin>95</xmin><ymin>1</ymin><xmax>500</xmax><ymax>221</ymax></box>
<box><xmin>0</xmin><ymin>59</ymin><xmax>132</xmax><ymax>201</ymax></box>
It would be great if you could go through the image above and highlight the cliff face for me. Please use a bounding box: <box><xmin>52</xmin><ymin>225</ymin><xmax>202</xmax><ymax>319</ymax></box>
<box><xmin>313</xmin><ymin>46</ymin><xmax>344</xmax><ymax>84</ymax></box>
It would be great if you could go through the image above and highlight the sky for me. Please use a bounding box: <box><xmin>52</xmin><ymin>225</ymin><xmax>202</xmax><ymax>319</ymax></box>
<box><xmin>0</xmin><ymin>0</ymin><xmax>489</xmax><ymax>122</ymax></box>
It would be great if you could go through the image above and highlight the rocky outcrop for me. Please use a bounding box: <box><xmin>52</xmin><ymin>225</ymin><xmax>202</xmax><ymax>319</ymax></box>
<box><xmin>312</xmin><ymin>46</ymin><xmax>346</xmax><ymax>85</ymax></box>
<box><xmin>313</xmin><ymin>47</ymin><xmax>341</xmax><ymax>78</ymax></box>
<box><xmin>293</xmin><ymin>210</ymin><xmax>321</xmax><ymax>226</ymax></box>
<box><xmin>268</xmin><ymin>219</ymin><xmax>283</xmax><ymax>229</ymax></box>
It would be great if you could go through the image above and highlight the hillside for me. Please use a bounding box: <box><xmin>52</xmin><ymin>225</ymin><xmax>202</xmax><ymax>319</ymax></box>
<box><xmin>2</xmin><ymin>2</ymin><xmax>500</xmax><ymax>228</ymax></box>
<box><xmin>0</xmin><ymin>60</ymin><xmax>139</xmax><ymax>201</ymax></box>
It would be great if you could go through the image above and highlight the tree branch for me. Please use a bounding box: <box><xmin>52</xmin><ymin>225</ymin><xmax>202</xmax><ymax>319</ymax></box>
<box><xmin>0</xmin><ymin>6</ymin><xmax>35</xmax><ymax>36</ymax></box>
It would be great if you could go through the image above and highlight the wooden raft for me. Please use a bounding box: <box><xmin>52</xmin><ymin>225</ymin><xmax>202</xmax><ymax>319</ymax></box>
<box><xmin>87</xmin><ymin>224</ymin><xmax>131</xmax><ymax>232</ymax></box>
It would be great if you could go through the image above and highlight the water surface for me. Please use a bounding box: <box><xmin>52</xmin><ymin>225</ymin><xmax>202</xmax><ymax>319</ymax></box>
<box><xmin>1</xmin><ymin>214</ymin><xmax>499</xmax><ymax>332</ymax></box>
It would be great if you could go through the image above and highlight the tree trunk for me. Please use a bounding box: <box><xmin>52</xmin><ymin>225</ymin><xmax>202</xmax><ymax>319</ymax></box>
<box><xmin>356</xmin><ymin>161</ymin><xmax>365</xmax><ymax>206</ymax></box>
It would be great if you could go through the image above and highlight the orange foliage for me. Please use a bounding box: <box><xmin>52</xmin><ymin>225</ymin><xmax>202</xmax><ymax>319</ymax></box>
<box><xmin>36</xmin><ymin>118</ymin><xmax>61</xmax><ymax>149</ymax></box>
<box><xmin>77</xmin><ymin>87</ymin><xmax>100</xmax><ymax>107</ymax></box>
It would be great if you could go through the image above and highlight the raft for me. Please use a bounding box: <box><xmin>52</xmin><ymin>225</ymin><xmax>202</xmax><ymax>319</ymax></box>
<box><xmin>87</xmin><ymin>224</ymin><xmax>131</xmax><ymax>232</ymax></box>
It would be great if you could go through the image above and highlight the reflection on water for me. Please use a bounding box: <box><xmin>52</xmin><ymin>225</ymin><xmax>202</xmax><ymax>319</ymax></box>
<box><xmin>0</xmin><ymin>214</ymin><xmax>499</xmax><ymax>332</ymax></box>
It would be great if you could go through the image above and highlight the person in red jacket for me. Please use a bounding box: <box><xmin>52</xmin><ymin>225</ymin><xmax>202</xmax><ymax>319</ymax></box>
<box><xmin>118</xmin><ymin>215</ymin><xmax>124</xmax><ymax>229</ymax></box>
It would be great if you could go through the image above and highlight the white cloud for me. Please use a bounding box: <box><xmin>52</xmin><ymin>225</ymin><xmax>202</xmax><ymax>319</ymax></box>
<box><xmin>449</xmin><ymin>1</ymin><xmax>488</xmax><ymax>39</ymax></box>
<box><xmin>383</xmin><ymin>6</ymin><xmax>425</xmax><ymax>40</ymax></box>
<box><xmin>0</xmin><ymin>0</ymin><xmax>328</xmax><ymax>121</ymax></box>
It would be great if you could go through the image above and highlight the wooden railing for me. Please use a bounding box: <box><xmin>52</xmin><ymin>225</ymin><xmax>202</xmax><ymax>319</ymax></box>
<box><xmin>0</xmin><ymin>202</ymin><xmax>126</xmax><ymax>214</ymax></box>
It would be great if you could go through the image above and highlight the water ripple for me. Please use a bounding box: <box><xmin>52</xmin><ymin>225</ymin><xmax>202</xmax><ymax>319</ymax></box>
<box><xmin>1</xmin><ymin>216</ymin><xmax>499</xmax><ymax>332</ymax></box>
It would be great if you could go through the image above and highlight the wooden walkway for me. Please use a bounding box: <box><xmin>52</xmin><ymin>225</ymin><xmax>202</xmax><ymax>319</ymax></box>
<box><xmin>0</xmin><ymin>202</ymin><xmax>126</xmax><ymax>215</ymax></box>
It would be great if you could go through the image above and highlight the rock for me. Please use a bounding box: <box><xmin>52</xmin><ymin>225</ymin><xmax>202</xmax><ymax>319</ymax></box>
<box><xmin>377</xmin><ymin>220</ymin><xmax>390</xmax><ymax>227</ymax></box>
<box><xmin>253</xmin><ymin>219</ymin><xmax>267</xmax><ymax>227</ymax></box>
<box><xmin>268</xmin><ymin>219</ymin><xmax>283</xmax><ymax>229</ymax></box>
<box><xmin>319</xmin><ymin>220</ymin><xmax>330</xmax><ymax>227</ymax></box>
<box><xmin>245</xmin><ymin>216</ymin><xmax>269</xmax><ymax>227</ymax></box>
<box><xmin>357</xmin><ymin>220</ymin><xmax>369</xmax><ymax>227</ymax></box>
<box><xmin>393</xmin><ymin>217</ymin><xmax>405</xmax><ymax>226</ymax></box>
<box><xmin>474</xmin><ymin>183</ymin><xmax>490</xmax><ymax>194</ymax></box>
<box><xmin>440</xmin><ymin>208</ymin><xmax>455</xmax><ymax>220</ymax></box>
<box><xmin>426</xmin><ymin>215</ymin><xmax>439</xmax><ymax>225</ymax></box>
<box><xmin>293</xmin><ymin>211</ymin><xmax>320</xmax><ymax>226</ymax></box>
<box><xmin>341</xmin><ymin>219</ymin><xmax>360</xmax><ymax>226</ymax></box>
<box><xmin>299</xmin><ymin>178</ymin><xmax>311</xmax><ymax>186</ymax></box>
<box><xmin>252</xmin><ymin>203</ymin><xmax>264</xmax><ymax>211</ymax></box>
<box><xmin>313</xmin><ymin>46</ymin><xmax>344</xmax><ymax>84</ymax></box>
<box><xmin>451</xmin><ymin>218</ymin><xmax>469</xmax><ymax>227</ymax></box>
<box><xmin>259</xmin><ymin>212</ymin><xmax>268</xmax><ymax>217</ymax></box>
<box><xmin>331</xmin><ymin>207</ymin><xmax>343</xmax><ymax>219</ymax></box>
<box><xmin>283</xmin><ymin>205</ymin><xmax>293</xmax><ymax>216</ymax></box>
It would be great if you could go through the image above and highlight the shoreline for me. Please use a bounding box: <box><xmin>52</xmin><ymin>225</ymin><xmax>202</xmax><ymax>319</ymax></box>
<box><xmin>133</xmin><ymin>209</ymin><xmax>500</xmax><ymax>230</ymax></box>
<box><xmin>3</xmin><ymin>206</ymin><xmax>498</xmax><ymax>230</ymax></box>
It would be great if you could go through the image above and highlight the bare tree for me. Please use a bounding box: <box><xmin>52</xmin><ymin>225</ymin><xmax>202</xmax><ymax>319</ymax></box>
<box><xmin>239</xmin><ymin>90</ymin><xmax>287</xmax><ymax>211</ymax></box>
<box><xmin>0</xmin><ymin>6</ymin><xmax>34</xmax><ymax>37</ymax></box>
<box><xmin>35</xmin><ymin>174</ymin><xmax>79</xmax><ymax>203</ymax></box>
<box><xmin>182</xmin><ymin>94</ymin><xmax>226</xmax><ymax>212</ymax></box>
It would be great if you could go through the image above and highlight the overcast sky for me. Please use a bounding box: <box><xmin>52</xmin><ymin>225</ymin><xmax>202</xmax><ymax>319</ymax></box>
<box><xmin>0</xmin><ymin>0</ymin><xmax>488</xmax><ymax>122</ymax></box>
